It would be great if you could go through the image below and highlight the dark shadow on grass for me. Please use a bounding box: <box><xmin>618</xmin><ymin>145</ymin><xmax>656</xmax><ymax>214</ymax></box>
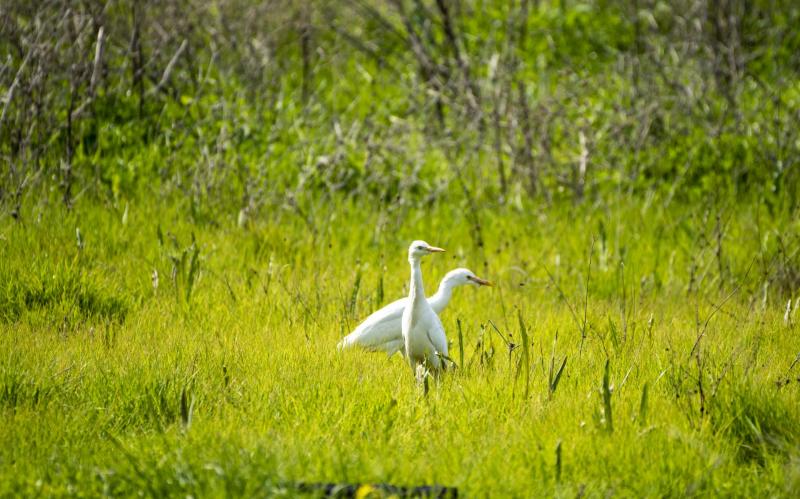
<box><xmin>0</xmin><ymin>264</ymin><xmax>128</xmax><ymax>324</ymax></box>
<box><xmin>279</xmin><ymin>481</ymin><xmax>458</xmax><ymax>498</ymax></box>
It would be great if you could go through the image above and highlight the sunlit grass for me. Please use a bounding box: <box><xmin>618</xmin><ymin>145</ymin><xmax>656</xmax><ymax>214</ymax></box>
<box><xmin>1</xmin><ymin>197</ymin><xmax>799</xmax><ymax>496</ymax></box>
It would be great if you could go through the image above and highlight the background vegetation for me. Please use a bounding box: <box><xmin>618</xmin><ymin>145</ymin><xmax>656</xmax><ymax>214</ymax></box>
<box><xmin>1</xmin><ymin>0</ymin><xmax>800</xmax><ymax>496</ymax></box>
<box><xmin>3</xmin><ymin>0</ymin><xmax>799</xmax><ymax>213</ymax></box>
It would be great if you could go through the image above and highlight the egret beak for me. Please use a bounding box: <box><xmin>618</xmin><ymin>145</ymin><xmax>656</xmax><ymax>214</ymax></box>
<box><xmin>468</xmin><ymin>275</ymin><xmax>493</xmax><ymax>286</ymax></box>
<box><xmin>426</xmin><ymin>246</ymin><xmax>446</xmax><ymax>253</ymax></box>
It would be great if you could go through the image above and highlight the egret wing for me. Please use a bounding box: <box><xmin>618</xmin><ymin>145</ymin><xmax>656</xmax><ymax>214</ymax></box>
<box><xmin>427</xmin><ymin>313</ymin><xmax>449</xmax><ymax>358</ymax></box>
<box><xmin>338</xmin><ymin>297</ymin><xmax>407</xmax><ymax>352</ymax></box>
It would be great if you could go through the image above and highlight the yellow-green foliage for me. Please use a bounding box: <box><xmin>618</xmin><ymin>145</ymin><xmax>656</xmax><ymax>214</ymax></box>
<box><xmin>1</xmin><ymin>197</ymin><xmax>799</xmax><ymax>497</ymax></box>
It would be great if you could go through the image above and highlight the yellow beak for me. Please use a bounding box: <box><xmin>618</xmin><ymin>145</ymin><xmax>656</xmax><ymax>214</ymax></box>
<box><xmin>470</xmin><ymin>276</ymin><xmax>493</xmax><ymax>286</ymax></box>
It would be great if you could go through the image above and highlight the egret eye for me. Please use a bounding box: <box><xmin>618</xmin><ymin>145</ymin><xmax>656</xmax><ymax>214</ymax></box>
<box><xmin>416</xmin><ymin>245</ymin><xmax>424</xmax><ymax>249</ymax></box>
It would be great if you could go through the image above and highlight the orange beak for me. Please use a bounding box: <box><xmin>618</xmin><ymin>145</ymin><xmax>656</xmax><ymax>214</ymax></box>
<box><xmin>469</xmin><ymin>276</ymin><xmax>493</xmax><ymax>286</ymax></box>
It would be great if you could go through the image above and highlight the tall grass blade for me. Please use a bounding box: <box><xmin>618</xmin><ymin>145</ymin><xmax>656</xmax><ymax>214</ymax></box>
<box><xmin>180</xmin><ymin>386</ymin><xmax>189</xmax><ymax>426</ymax></box>
<box><xmin>517</xmin><ymin>310</ymin><xmax>530</xmax><ymax>398</ymax></box>
<box><xmin>602</xmin><ymin>359</ymin><xmax>613</xmax><ymax>433</ymax></box>
<box><xmin>550</xmin><ymin>356</ymin><xmax>567</xmax><ymax>397</ymax></box>
<box><xmin>607</xmin><ymin>315</ymin><xmax>619</xmax><ymax>349</ymax></box>
<box><xmin>639</xmin><ymin>382</ymin><xmax>649</xmax><ymax>427</ymax></box>
<box><xmin>349</xmin><ymin>268</ymin><xmax>362</xmax><ymax>318</ymax></box>
<box><xmin>457</xmin><ymin>318</ymin><xmax>464</xmax><ymax>370</ymax></box>
<box><xmin>555</xmin><ymin>440</ymin><xmax>562</xmax><ymax>483</ymax></box>
<box><xmin>186</xmin><ymin>243</ymin><xmax>200</xmax><ymax>303</ymax></box>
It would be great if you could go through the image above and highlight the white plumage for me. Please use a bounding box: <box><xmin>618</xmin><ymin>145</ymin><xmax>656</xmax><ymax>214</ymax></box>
<box><xmin>402</xmin><ymin>240</ymin><xmax>448</xmax><ymax>371</ymax></box>
<box><xmin>337</xmin><ymin>268</ymin><xmax>491</xmax><ymax>355</ymax></box>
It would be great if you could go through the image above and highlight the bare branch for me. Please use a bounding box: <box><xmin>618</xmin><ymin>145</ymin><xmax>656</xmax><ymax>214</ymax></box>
<box><xmin>0</xmin><ymin>47</ymin><xmax>33</xmax><ymax>132</ymax></box>
<box><xmin>89</xmin><ymin>26</ymin><xmax>105</xmax><ymax>95</ymax></box>
<box><xmin>147</xmin><ymin>38</ymin><xmax>188</xmax><ymax>96</ymax></box>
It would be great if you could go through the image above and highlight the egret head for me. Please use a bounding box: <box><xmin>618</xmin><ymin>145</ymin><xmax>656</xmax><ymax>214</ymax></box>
<box><xmin>444</xmin><ymin>268</ymin><xmax>493</xmax><ymax>287</ymax></box>
<box><xmin>408</xmin><ymin>240</ymin><xmax>446</xmax><ymax>260</ymax></box>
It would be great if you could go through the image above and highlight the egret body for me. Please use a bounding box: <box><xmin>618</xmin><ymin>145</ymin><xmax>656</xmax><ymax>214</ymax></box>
<box><xmin>402</xmin><ymin>240</ymin><xmax>448</xmax><ymax>371</ymax></box>
<box><xmin>337</xmin><ymin>269</ymin><xmax>491</xmax><ymax>355</ymax></box>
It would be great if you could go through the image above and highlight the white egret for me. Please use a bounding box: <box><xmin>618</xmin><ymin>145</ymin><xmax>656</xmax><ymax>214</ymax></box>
<box><xmin>402</xmin><ymin>240</ymin><xmax>448</xmax><ymax>372</ymax></box>
<box><xmin>337</xmin><ymin>268</ymin><xmax>492</xmax><ymax>355</ymax></box>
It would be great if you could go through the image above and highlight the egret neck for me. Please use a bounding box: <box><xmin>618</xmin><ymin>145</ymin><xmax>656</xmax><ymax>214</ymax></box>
<box><xmin>408</xmin><ymin>256</ymin><xmax>426</xmax><ymax>309</ymax></box>
<box><xmin>429</xmin><ymin>278</ymin><xmax>454</xmax><ymax>313</ymax></box>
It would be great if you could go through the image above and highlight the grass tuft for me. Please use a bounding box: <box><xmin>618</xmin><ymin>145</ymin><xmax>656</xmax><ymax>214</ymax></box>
<box><xmin>0</xmin><ymin>262</ymin><xmax>128</xmax><ymax>324</ymax></box>
<box><xmin>712</xmin><ymin>380</ymin><xmax>800</xmax><ymax>465</ymax></box>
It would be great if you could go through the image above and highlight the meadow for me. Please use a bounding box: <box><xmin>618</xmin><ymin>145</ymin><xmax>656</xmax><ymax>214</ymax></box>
<box><xmin>2</xmin><ymin>0</ymin><xmax>800</xmax><ymax>496</ymax></box>
<box><xmin>2</xmin><ymin>194</ymin><xmax>799</xmax><ymax>496</ymax></box>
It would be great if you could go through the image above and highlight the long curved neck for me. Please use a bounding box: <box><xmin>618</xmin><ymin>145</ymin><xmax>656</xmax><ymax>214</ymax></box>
<box><xmin>408</xmin><ymin>257</ymin><xmax>425</xmax><ymax>303</ymax></box>
<box><xmin>429</xmin><ymin>278</ymin><xmax>453</xmax><ymax>312</ymax></box>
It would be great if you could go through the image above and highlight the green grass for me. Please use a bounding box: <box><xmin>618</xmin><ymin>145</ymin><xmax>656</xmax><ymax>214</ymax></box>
<box><xmin>3</xmin><ymin>0</ymin><xmax>800</xmax><ymax>495</ymax></box>
<box><xmin>1</xmin><ymin>197</ymin><xmax>799</xmax><ymax>497</ymax></box>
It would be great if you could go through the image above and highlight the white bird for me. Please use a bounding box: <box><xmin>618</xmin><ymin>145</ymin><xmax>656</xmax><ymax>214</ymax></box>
<box><xmin>337</xmin><ymin>268</ymin><xmax>492</xmax><ymax>355</ymax></box>
<box><xmin>402</xmin><ymin>240</ymin><xmax>449</xmax><ymax>372</ymax></box>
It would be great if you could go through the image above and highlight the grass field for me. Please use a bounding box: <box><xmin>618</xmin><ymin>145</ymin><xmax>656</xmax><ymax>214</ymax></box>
<box><xmin>2</xmin><ymin>196</ymin><xmax>799</xmax><ymax>497</ymax></box>
<box><xmin>2</xmin><ymin>1</ymin><xmax>800</xmax><ymax>495</ymax></box>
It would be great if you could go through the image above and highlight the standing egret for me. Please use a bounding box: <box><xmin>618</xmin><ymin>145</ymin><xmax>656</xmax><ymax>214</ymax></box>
<box><xmin>402</xmin><ymin>240</ymin><xmax>449</xmax><ymax>372</ymax></box>
<box><xmin>337</xmin><ymin>268</ymin><xmax>492</xmax><ymax>355</ymax></box>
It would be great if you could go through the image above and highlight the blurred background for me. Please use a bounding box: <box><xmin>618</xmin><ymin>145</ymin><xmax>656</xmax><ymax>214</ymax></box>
<box><xmin>2</xmin><ymin>0</ymin><xmax>798</xmax><ymax>221</ymax></box>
